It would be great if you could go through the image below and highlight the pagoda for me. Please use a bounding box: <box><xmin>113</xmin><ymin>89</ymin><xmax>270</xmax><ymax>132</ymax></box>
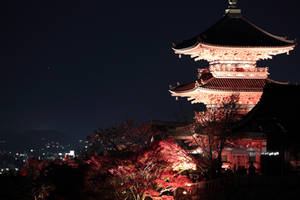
<box><xmin>169</xmin><ymin>0</ymin><xmax>296</xmax><ymax>113</ymax></box>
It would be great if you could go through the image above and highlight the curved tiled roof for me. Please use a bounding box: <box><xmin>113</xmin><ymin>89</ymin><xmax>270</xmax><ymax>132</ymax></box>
<box><xmin>203</xmin><ymin>78</ymin><xmax>266</xmax><ymax>91</ymax></box>
<box><xmin>170</xmin><ymin>76</ymin><xmax>284</xmax><ymax>93</ymax></box>
<box><xmin>173</xmin><ymin>13</ymin><xmax>295</xmax><ymax>50</ymax></box>
<box><xmin>171</xmin><ymin>81</ymin><xmax>196</xmax><ymax>93</ymax></box>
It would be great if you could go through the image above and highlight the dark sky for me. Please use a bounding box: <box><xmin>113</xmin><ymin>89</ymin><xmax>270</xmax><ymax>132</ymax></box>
<box><xmin>1</xmin><ymin>0</ymin><xmax>300</xmax><ymax>144</ymax></box>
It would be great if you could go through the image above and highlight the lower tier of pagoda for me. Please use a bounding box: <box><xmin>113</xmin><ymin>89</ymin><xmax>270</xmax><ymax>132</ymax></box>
<box><xmin>169</xmin><ymin>75</ymin><xmax>287</xmax><ymax>112</ymax></box>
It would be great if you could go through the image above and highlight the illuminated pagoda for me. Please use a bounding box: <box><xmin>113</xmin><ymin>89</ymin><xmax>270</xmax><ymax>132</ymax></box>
<box><xmin>167</xmin><ymin>0</ymin><xmax>296</xmax><ymax>173</ymax></box>
<box><xmin>169</xmin><ymin>0</ymin><xmax>295</xmax><ymax>114</ymax></box>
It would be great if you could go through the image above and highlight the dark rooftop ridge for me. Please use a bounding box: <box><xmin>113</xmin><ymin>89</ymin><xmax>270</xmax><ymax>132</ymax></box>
<box><xmin>173</xmin><ymin>2</ymin><xmax>296</xmax><ymax>50</ymax></box>
<box><xmin>173</xmin><ymin>14</ymin><xmax>295</xmax><ymax>49</ymax></box>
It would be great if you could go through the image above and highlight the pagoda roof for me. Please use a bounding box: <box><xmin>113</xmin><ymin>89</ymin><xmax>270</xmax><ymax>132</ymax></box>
<box><xmin>170</xmin><ymin>75</ymin><xmax>286</xmax><ymax>93</ymax></box>
<box><xmin>173</xmin><ymin>12</ymin><xmax>296</xmax><ymax>50</ymax></box>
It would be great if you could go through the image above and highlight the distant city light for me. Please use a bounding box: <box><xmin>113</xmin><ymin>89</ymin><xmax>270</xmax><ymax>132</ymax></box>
<box><xmin>65</xmin><ymin>150</ymin><xmax>75</xmax><ymax>157</ymax></box>
<box><xmin>0</xmin><ymin>137</ymin><xmax>98</xmax><ymax>172</ymax></box>
<box><xmin>70</xmin><ymin>150</ymin><xmax>75</xmax><ymax>156</ymax></box>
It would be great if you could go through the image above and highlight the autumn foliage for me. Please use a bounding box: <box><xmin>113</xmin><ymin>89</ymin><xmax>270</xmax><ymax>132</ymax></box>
<box><xmin>108</xmin><ymin>138</ymin><xmax>195</xmax><ymax>199</ymax></box>
<box><xmin>21</xmin><ymin>122</ymin><xmax>195</xmax><ymax>200</ymax></box>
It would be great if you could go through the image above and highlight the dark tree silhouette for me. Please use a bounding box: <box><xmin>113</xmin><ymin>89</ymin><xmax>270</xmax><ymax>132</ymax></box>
<box><xmin>87</xmin><ymin>121</ymin><xmax>161</xmax><ymax>156</ymax></box>
<box><xmin>185</xmin><ymin>95</ymin><xmax>240</xmax><ymax>178</ymax></box>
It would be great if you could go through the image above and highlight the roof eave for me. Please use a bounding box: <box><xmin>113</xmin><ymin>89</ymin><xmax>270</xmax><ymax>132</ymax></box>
<box><xmin>173</xmin><ymin>41</ymin><xmax>296</xmax><ymax>52</ymax></box>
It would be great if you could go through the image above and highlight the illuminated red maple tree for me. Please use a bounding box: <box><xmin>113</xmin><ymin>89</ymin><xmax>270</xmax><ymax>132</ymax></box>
<box><xmin>108</xmin><ymin>138</ymin><xmax>195</xmax><ymax>199</ymax></box>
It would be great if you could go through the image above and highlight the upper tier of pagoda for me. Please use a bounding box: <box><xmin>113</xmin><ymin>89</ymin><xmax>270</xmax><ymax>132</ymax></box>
<box><xmin>169</xmin><ymin>0</ymin><xmax>296</xmax><ymax>113</ymax></box>
<box><xmin>172</xmin><ymin>3</ymin><xmax>296</xmax><ymax>63</ymax></box>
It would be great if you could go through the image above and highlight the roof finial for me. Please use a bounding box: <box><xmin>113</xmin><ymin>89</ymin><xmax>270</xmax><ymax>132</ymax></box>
<box><xmin>228</xmin><ymin>0</ymin><xmax>238</xmax><ymax>9</ymax></box>
<box><xmin>226</xmin><ymin>0</ymin><xmax>241</xmax><ymax>14</ymax></box>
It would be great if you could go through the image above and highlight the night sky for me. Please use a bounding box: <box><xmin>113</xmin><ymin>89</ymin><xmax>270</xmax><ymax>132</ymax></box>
<box><xmin>1</xmin><ymin>0</ymin><xmax>300</xmax><ymax>146</ymax></box>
